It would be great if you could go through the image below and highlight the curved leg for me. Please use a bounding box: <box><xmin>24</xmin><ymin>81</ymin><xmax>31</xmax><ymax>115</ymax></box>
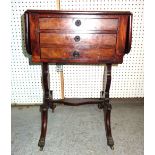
<box><xmin>38</xmin><ymin>105</ymin><xmax>48</xmax><ymax>151</ymax></box>
<box><xmin>104</xmin><ymin>102</ymin><xmax>114</xmax><ymax>150</ymax></box>
<box><xmin>100</xmin><ymin>64</ymin><xmax>114</xmax><ymax>149</ymax></box>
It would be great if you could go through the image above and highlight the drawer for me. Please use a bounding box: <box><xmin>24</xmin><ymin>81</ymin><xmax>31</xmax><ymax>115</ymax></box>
<box><xmin>40</xmin><ymin>47</ymin><xmax>115</xmax><ymax>60</ymax></box>
<box><xmin>40</xmin><ymin>33</ymin><xmax>116</xmax><ymax>47</ymax></box>
<box><xmin>39</xmin><ymin>18</ymin><xmax>118</xmax><ymax>31</ymax></box>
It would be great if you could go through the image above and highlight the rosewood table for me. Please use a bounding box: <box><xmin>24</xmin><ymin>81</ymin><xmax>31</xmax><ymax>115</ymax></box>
<box><xmin>24</xmin><ymin>10</ymin><xmax>132</xmax><ymax>151</ymax></box>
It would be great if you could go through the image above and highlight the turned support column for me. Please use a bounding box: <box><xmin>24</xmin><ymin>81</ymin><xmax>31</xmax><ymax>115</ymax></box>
<box><xmin>38</xmin><ymin>63</ymin><xmax>55</xmax><ymax>151</ymax></box>
<box><xmin>98</xmin><ymin>64</ymin><xmax>114</xmax><ymax>150</ymax></box>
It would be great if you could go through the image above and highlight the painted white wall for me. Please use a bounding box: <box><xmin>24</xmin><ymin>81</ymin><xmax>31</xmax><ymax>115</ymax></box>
<box><xmin>11</xmin><ymin>0</ymin><xmax>144</xmax><ymax>104</ymax></box>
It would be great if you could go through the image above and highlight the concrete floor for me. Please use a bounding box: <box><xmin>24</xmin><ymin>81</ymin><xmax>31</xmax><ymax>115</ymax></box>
<box><xmin>11</xmin><ymin>98</ymin><xmax>144</xmax><ymax>155</ymax></box>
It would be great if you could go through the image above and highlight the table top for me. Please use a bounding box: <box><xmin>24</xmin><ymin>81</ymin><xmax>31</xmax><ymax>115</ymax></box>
<box><xmin>25</xmin><ymin>10</ymin><xmax>132</xmax><ymax>15</ymax></box>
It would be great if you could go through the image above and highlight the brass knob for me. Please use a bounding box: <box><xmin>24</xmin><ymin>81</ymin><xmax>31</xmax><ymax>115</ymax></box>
<box><xmin>74</xmin><ymin>36</ymin><xmax>80</xmax><ymax>42</ymax></box>
<box><xmin>73</xmin><ymin>51</ymin><xmax>80</xmax><ymax>57</ymax></box>
<box><xmin>75</xmin><ymin>20</ymin><xmax>81</xmax><ymax>26</ymax></box>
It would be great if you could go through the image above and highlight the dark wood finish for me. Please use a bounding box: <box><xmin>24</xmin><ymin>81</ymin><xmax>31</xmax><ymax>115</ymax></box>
<box><xmin>24</xmin><ymin>10</ymin><xmax>132</xmax><ymax>151</ymax></box>
<box><xmin>40</xmin><ymin>48</ymin><xmax>115</xmax><ymax>60</ymax></box>
<box><xmin>24</xmin><ymin>12</ymin><xmax>31</xmax><ymax>55</ymax></box>
<box><xmin>52</xmin><ymin>98</ymin><xmax>104</xmax><ymax>106</ymax></box>
<box><xmin>125</xmin><ymin>14</ymin><xmax>132</xmax><ymax>54</ymax></box>
<box><xmin>24</xmin><ymin>10</ymin><xmax>132</xmax><ymax>64</ymax></box>
<box><xmin>38</xmin><ymin>63</ymin><xmax>56</xmax><ymax>150</ymax></box>
<box><xmin>40</xmin><ymin>33</ymin><xmax>116</xmax><ymax>47</ymax></box>
<box><xmin>98</xmin><ymin>64</ymin><xmax>114</xmax><ymax>149</ymax></box>
<box><xmin>38</xmin><ymin>106</ymin><xmax>48</xmax><ymax>151</ymax></box>
<box><xmin>39</xmin><ymin>18</ymin><xmax>118</xmax><ymax>30</ymax></box>
<box><xmin>24</xmin><ymin>10</ymin><xmax>132</xmax><ymax>15</ymax></box>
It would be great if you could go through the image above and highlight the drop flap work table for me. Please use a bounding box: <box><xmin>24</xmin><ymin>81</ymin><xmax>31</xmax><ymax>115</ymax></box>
<box><xmin>24</xmin><ymin>10</ymin><xmax>132</xmax><ymax>151</ymax></box>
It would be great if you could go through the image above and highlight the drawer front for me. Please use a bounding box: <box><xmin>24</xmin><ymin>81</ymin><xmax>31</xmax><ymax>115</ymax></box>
<box><xmin>39</xmin><ymin>18</ymin><xmax>118</xmax><ymax>31</ymax></box>
<box><xmin>40</xmin><ymin>33</ymin><xmax>116</xmax><ymax>47</ymax></box>
<box><xmin>40</xmin><ymin>47</ymin><xmax>115</xmax><ymax>60</ymax></box>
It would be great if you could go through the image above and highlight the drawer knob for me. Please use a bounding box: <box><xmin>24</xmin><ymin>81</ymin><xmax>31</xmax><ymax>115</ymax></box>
<box><xmin>74</xmin><ymin>36</ymin><xmax>80</xmax><ymax>42</ymax></box>
<box><xmin>73</xmin><ymin>51</ymin><xmax>80</xmax><ymax>58</ymax></box>
<box><xmin>75</xmin><ymin>20</ymin><xmax>81</xmax><ymax>26</ymax></box>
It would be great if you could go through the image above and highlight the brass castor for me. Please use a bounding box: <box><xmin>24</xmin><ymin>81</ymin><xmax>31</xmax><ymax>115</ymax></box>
<box><xmin>110</xmin><ymin>145</ymin><xmax>114</xmax><ymax>150</ymax></box>
<box><xmin>39</xmin><ymin>146</ymin><xmax>43</xmax><ymax>151</ymax></box>
<box><xmin>107</xmin><ymin>137</ymin><xmax>114</xmax><ymax>150</ymax></box>
<box><xmin>38</xmin><ymin>138</ymin><xmax>45</xmax><ymax>151</ymax></box>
